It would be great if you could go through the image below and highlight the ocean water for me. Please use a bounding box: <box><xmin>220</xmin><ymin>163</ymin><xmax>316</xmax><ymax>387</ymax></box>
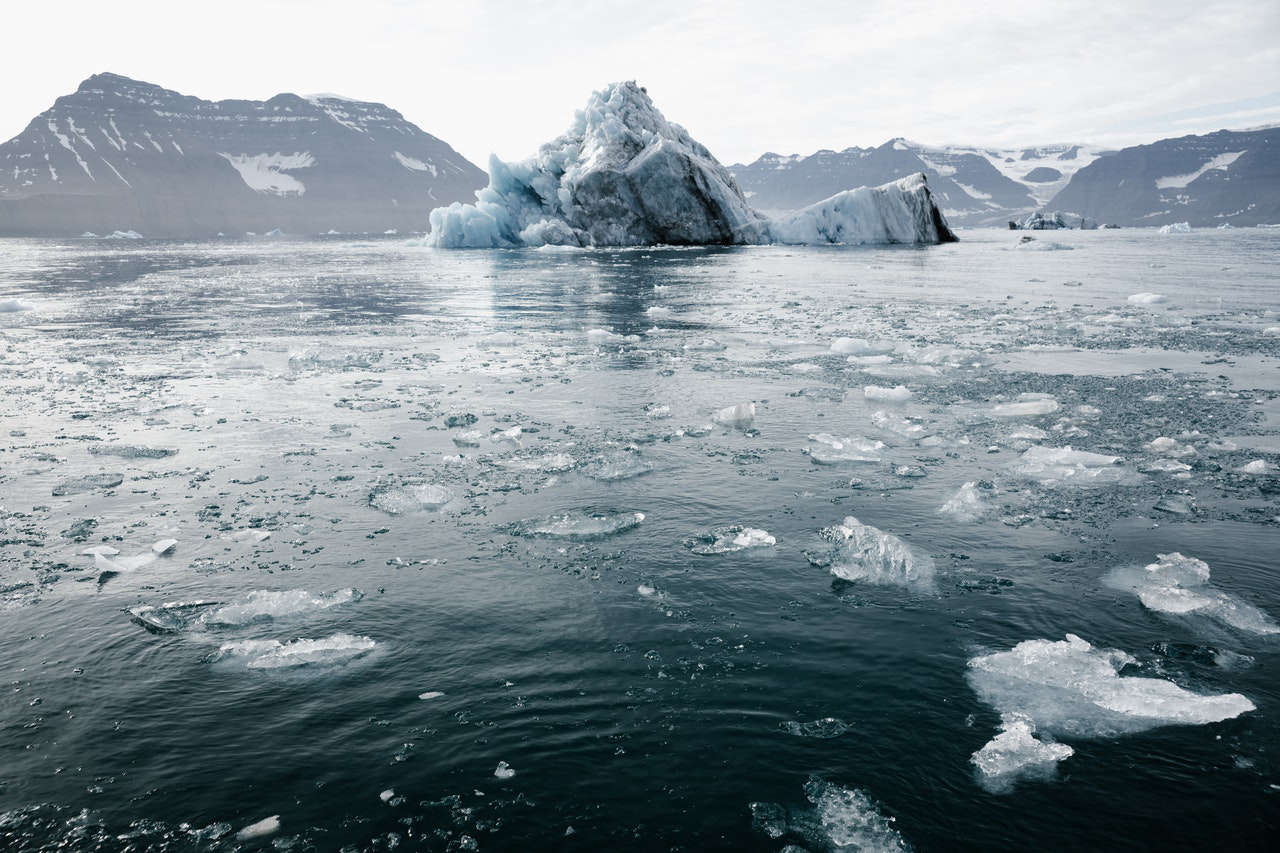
<box><xmin>1</xmin><ymin>227</ymin><xmax>1278</xmax><ymax>851</ymax></box>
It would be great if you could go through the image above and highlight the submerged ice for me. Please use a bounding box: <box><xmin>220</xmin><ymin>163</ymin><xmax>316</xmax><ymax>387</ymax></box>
<box><xmin>427</xmin><ymin>81</ymin><xmax>954</xmax><ymax>248</ymax></box>
<box><xmin>750</xmin><ymin>776</ymin><xmax>909</xmax><ymax>852</ymax></box>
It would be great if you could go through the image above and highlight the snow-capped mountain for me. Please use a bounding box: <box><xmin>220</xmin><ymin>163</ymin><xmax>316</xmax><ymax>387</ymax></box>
<box><xmin>1047</xmin><ymin>127</ymin><xmax>1280</xmax><ymax>227</ymax></box>
<box><xmin>730</xmin><ymin>140</ymin><xmax>1110</xmax><ymax>225</ymax></box>
<box><xmin>0</xmin><ymin>72</ymin><xmax>486</xmax><ymax>237</ymax></box>
<box><xmin>427</xmin><ymin>81</ymin><xmax>954</xmax><ymax>248</ymax></box>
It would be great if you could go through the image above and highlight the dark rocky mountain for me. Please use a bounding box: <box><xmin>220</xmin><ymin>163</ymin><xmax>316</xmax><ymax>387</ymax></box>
<box><xmin>0</xmin><ymin>72</ymin><xmax>486</xmax><ymax>237</ymax></box>
<box><xmin>729</xmin><ymin>140</ymin><xmax>1110</xmax><ymax>226</ymax></box>
<box><xmin>1046</xmin><ymin>127</ymin><xmax>1280</xmax><ymax>226</ymax></box>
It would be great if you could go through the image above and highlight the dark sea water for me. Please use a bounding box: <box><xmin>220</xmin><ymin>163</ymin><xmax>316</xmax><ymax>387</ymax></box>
<box><xmin>1</xmin><ymin>228</ymin><xmax>1278</xmax><ymax>851</ymax></box>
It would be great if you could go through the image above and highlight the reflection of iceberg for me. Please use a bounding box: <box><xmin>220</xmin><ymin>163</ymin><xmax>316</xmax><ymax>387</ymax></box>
<box><xmin>428</xmin><ymin>82</ymin><xmax>955</xmax><ymax>248</ymax></box>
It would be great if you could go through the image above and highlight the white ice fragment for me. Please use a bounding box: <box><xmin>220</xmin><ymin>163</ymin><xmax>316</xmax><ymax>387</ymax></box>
<box><xmin>235</xmin><ymin>816</ymin><xmax>280</xmax><ymax>841</ymax></box>
<box><xmin>586</xmin><ymin>328</ymin><xmax>639</xmax><ymax>345</ymax></box>
<box><xmin>370</xmin><ymin>483</ymin><xmax>455</xmax><ymax>514</ymax></box>
<box><xmin>830</xmin><ymin>337</ymin><xmax>893</xmax><ymax>355</ymax></box>
<box><xmin>81</xmin><ymin>545</ymin><xmax>120</xmax><ymax>557</ymax></box>
<box><xmin>1145</xmin><ymin>436</ymin><xmax>1196</xmax><ymax>458</ymax></box>
<box><xmin>203</xmin><ymin>588</ymin><xmax>362</xmax><ymax>627</ymax></box>
<box><xmin>686</xmin><ymin>526</ymin><xmax>776</xmax><ymax>555</ymax></box>
<box><xmin>509</xmin><ymin>510</ymin><xmax>644</xmax><ymax>540</ymax></box>
<box><xmin>864</xmin><ymin>385</ymin><xmax>912</xmax><ymax>403</ymax></box>
<box><xmin>806</xmin><ymin>433</ymin><xmax>884</xmax><ymax>464</ymax></box>
<box><xmin>418</xmin><ymin>691</ymin><xmax>445</xmax><ymax>700</ymax></box>
<box><xmin>1011</xmin><ymin>445</ymin><xmax>1136</xmax><ymax>487</ymax></box>
<box><xmin>151</xmin><ymin>538</ymin><xmax>177</xmax><ymax>555</ymax></box>
<box><xmin>644</xmin><ymin>306</ymin><xmax>673</xmax><ymax>319</ymax></box>
<box><xmin>971</xmin><ymin>713</ymin><xmax>1073</xmax><ymax>782</ymax></box>
<box><xmin>1127</xmin><ymin>292</ymin><xmax>1169</xmax><ymax>305</ymax></box>
<box><xmin>1237</xmin><ymin>460</ymin><xmax>1268</xmax><ymax>475</ymax></box>
<box><xmin>712</xmin><ymin>402</ymin><xmax>755</xmax><ymax>429</ymax></box>
<box><xmin>818</xmin><ymin>516</ymin><xmax>935</xmax><ymax>591</ymax></box>
<box><xmin>939</xmin><ymin>482</ymin><xmax>986</xmax><ymax>521</ymax></box>
<box><xmin>214</xmin><ymin>634</ymin><xmax>377</xmax><ymax>669</ymax></box>
<box><xmin>380</xmin><ymin>789</ymin><xmax>395</xmax><ymax>803</ymax></box>
<box><xmin>494</xmin><ymin>761</ymin><xmax>516</xmax><ymax>779</ymax></box>
<box><xmin>1157</xmin><ymin>221</ymin><xmax>1192</xmax><ymax>234</ymax></box>
<box><xmin>1103</xmin><ymin>553</ymin><xmax>1279</xmax><ymax>634</ymax></box>
<box><xmin>991</xmin><ymin>393</ymin><xmax>1059</xmax><ymax>418</ymax></box>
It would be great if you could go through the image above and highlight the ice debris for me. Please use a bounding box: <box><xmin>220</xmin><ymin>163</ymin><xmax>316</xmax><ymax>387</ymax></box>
<box><xmin>1127</xmin><ymin>292</ymin><xmax>1169</xmax><ymax>305</ymax></box>
<box><xmin>712</xmin><ymin>402</ymin><xmax>756</xmax><ymax>429</ymax></box>
<box><xmin>686</xmin><ymin>525</ymin><xmax>776</xmax><ymax>555</ymax></box>
<box><xmin>806</xmin><ymin>433</ymin><xmax>884</xmax><ymax>465</ymax></box>
<box><xmin>235</xmin><ymin>816</ymin><xmax>280</xmax><ymax>841</ymax></box>
<box><xmin>369</xmin><ymin>483</ymin><xmax>455</xmax><ymax>514</ymax></box>
<box><xmin>214</xmin><ymin>634</ymin><xmax>377</xmax><ymax>669</ymax></box>
<box><xmin>494</xmin><ymin>761</ymin><xmax>516</xmax><ymax>779</ymax></box>
<box><xmin>750</xmin><ymin>776</ymin><xmax>909</xmax><ymax>852</ymax></box>
<box><xmin>970</xmin><ymin>713</ymin><xmax>1073</xmax><ymax>790</ymax></box>
<box><xmin>1010</xmin><ymin>445</ymin><xmax>1137</xmax><ymax>488</ymax></box>
<box><xmin>508</xmin><ymin>510</ymin><xmax>644</xmax><ymax>540</ymax></box>
<box><xmin>991</xmin><ymin>393</ymin><xmax>1059</xmax><ymax>418</ymax></box>
<box><xmin>864</xmin><ymin>385</ymin><xmax>912</xmax><ymax>403</ymax></box>
<box><xmin>1158</xmin><ymin>222</ymin><xmax>1192</xmax><ymax>234</ymax></box>
<box><xmin>1103</xmin><ymin>553</ymin><xmax>1278</xmax><ymax>635</ymax></box>
<box><xmin>939</xmin><ymin>481</ymin><xmax>987</xmax><ymax>521</ymax></box>
<box><xmin>813</xmin><ymin>516</ymin><xmax>935</xmax><ymax>591</ymax></box>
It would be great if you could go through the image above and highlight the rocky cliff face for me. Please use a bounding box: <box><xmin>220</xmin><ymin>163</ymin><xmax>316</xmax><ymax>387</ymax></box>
<box><xmin>0</xmin><ymin>73</ymin><xmax>486</xmax><ymax>237</ymax></box>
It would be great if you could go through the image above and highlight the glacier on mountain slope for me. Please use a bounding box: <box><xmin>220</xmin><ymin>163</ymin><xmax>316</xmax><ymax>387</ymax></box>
<box><xmin>428</xmin><ymin>82</ymin><xmax>956</xmax><ymax>248</ymax></box>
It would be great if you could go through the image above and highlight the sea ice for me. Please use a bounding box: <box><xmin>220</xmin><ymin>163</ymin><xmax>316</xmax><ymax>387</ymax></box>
<box><xmin>1238</xmin><ymin>459</ymin><xmax>1269</xmax><ymax>475</ymax></box>
<box><xmin>1145</xmin><ymin>437</ymin><xmax>1196</xmax><ymax>458</ymax></box>
<box><xmin>970</xmin><ymin>713</ymin><xmax>1073</xmax><ymax>789</ymax></box>
<box><xmin>1010</xmin><ymin>445</ymin><xmax>1136</xmax><ymax>487</ymax></box>
<box><xmin>369</xmin><ymin>483</ymin><xmax>455</xmax><ymax>514</ymax></box>
<box><xmin>1103</xmin><ymin>553</ymin><xmax>1278</xmax><ymax>635</ymax></box>
<box><xmin>202</xmin><ymin>588</ymin><xmax>364</xmax><ymax>628</ymax></box>
<box><xmin>712</xmin><ymin>402</ymin><xmax>756</xmax><ymax>429</ymax></box>
<box><xmin>831</xmin><ymin>338</ymin><xmax>894</xmax><ymax>356</ymax></box>
<box><xmin>235</xmin><ymin>816</ymin><xmax>280</xmax><ymax>841</ymax></box>
<box><xmin>508</xmin><ymin>510</ymin><xmax>644</xmax><ymax>540</ymax></box>
<box><xmin>581</xmin><ymin>451</ymin><xmax>653</xmax><ymax>481</ymax></box>
<box><xmin>814</xmin><ymin>516</ymin><xmax>935</xmax><ymax>591</ymax></box>
<box><xmin>151</xmin><ymin>538</ymin><xmax>178</xmax><ymax>555</ymax></box>
<box><xmin>1158</xmin><ymin>222</ymin><xmax>1192</xmax><ymax>234</ymax></box>
<box><xmin>494</xmin><ymin>761</ymin><xmax>516</xmax><ymax>779</ymax></box>
<box><xmin>990</xmin><ymin>394</ymin><xmax>1059</xmax><ymax>418</ymax></box>
<box><xmin>806</xmin><ymin>433</ymin><xmax>884</xmax><ymax>464</ymax></box>
<box><xmin>1127</xmin><ymin>292</ymin><xmax>1169</xmax><ymax>305</ymax></box>
<box><xmin>214</xmin><ymin>633</ymin><xmax>377</xmax><ymax>669</ymax></box>
<box><xmin>685</xmin><ymin>525</ymin><xmax>776</xmax><ymax>555</ymax></box>
<box><xmin>0</xmin><ymin>298</ymin><xmax>33</xmax><ymax>312</ymax></box>
<box><xmin>864</xmin><ymin>385</ymin><xmax>912</xmax><ymax>403</ymax></box>
<box><xmin>52</xmin><ymin>473</ymin><xmax>124</xmax><ymax>496</ymax></box>
<box><xmin>768</xmin><ymin>173</ymin><xmax>957</xmax><ymax>246</ymax></box>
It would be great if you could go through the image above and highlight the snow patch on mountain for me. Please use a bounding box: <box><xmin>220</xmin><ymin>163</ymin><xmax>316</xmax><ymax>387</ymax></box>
<box><xmin>219</xmin><ymin>152</ymin><xmax>315</xmax><ymax>195</ymax></box>
<box><xmin>1155</xmin><ymin>151</ymin><xmax>1244</xmax><ymax>189</ymax></box>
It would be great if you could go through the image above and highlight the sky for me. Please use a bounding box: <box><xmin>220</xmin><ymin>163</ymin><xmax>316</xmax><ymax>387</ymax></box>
<box><xmin>2</xmin><ymin>0</ymin><xmax>1278</xmax><ymax>166</ymax></box>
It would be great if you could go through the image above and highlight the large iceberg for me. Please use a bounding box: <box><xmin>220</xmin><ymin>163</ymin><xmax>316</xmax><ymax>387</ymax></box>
<box><xmin>427</xmin><ymin>82</ymin><xmax>956</xmax><ymax>248</ymax></box>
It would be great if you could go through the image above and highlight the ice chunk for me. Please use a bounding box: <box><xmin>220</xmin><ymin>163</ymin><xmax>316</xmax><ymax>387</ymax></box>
<box><xmin>1145</xmin><ymin>436</ymin><xmax>1196</xmax><ymax>458</ymax></box>
<box><xmin>369</xmin><ymin>483</ymin><xmax>455</xmax><ymax>514</ymax></box>
<box><xmin>88</xmin><ymin>444</ymin><xmax>177</xmax><ymax>459</ymax></box>
<box><xmin>1238</xmin><ymin>459</ymin><xmax>1269</xmax><ymax>475</ymax></box>
<box><xmin>712</xmin><ymin>402</ymin><xmax>755</xmax><ymax>429</ymax></box>
<box><xmin>750</xmin><ymin>776</ymin><xmax>909</xmax><ymax>850</ymax></box>
<box><xmin>864</xmin><ymin>385</ymin><xmax>912</xmax><ymax>403</ymax></box>
<box><xmin>991</xmin><ymin>393</ymin><xmax>1059</xmax><ymax>418</ymax></box>
<box><xmin>830</xmin><ymin>337</ymin><xmax>894</xmax><ymax>356</ymax></box>
<box><xmin>151</xmin><ymin>538</ymin><xmax>178</xmax><ymax>555</ymax></box>
<box><xmin>214</xmin><ymin>633</ymin><xmax>377</xmax><ymax>669</ymax></box>
<box><xmin>971</xmin><ymin>713</ymin><xmax>1073</xmax><ymax>789</ymax></box>
<box><xmin>494</xmin><ymin>761</ymin><xmax>516</xmax><ymax>779</ymax></box>
<box><xmin>1103</xmin><ymin>553</ymin><xmax>1278</xmax><ymax>635</ymax></box>
<box><xmin>814</xmin><ymin>516</ymin><xmax>935</xmax><ymax>591</ymax></box>
<box><xmin>870</xmin><ymin>410</ymin><xmax>930</xmax><ymax>442</ymax></box>
<box><xmin>418</xmin><ymin>690</ymin><xmax>445</xmax><ymax>700</ymax></box>
<box><xmin>508</xmin><ymin>510</ymin><xmax>644</xmax><ymax>540</ymax></box>
<box><xmin>1011</xmin><ymin>445</ymin><xmax>1136</xmax><ymax>487</ymax></box>
<box><xmin>81</xmin><ymin>545</ymin><xmax>120</xmax><ymax>557</ymax></box>
<box><xmin>1127</xmin><ymin>292</ymin><xmax>1169</xmax><ymax>305</ymax></box>
<box><xmin>52</xmin><ymin>473</ymin><xmax>123</xmax><ymax>496</ymax></box>
<box><xmin>806</xmin><ymin>433</ymin><xmax>884</xmax><ymax>464</ymax></box>
<box><xmin>427</xmin><ymin>82</ymin><xmax>952</xmax><ymax>248</ymax></box>
<box><xmin>581</xmin><ymin>451</ymin><xmax>653</xmax><ymax>481</ymax></box>
<box><xmin>939</xmin><ymin>481</ymin><xmax>987</xmax><ymax>521</ymax></box>
<box><xmin>686</xmin><ymin>525</ymin><xmax>776</xmax><ymax>555</ymax></box>
<box><xmin>586</xmin><ymin>328</ymin><xmax>640</xmax><ymax>346</ymax></box>
<box><xmin>1158</xmin><ymin>222</ymin><xmax>1192</xmax><ymax>234</ymax></box>
<box><xmin>967</xmin><ymin>634</ymin><xmax>1254</xmax><ymax>741</ymax></box>
<box><xmin>129</xmin><ymin>600</ymin><xmax>222</xmax><ymax>633</ymax></box>
<box><xmin>203</xmin><ymin>588</ymin><xmax>364</xmax><ymax>628</ymax></box>
<box><xmin>235</xmin><ymin>816</ymin><xmax>280</xmax><ymax>841</ymax></box>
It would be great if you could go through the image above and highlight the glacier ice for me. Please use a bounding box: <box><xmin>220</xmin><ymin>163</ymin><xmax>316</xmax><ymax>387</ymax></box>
<box><xmin>427</xmin><ymin>82</ymin><xmax>954</xmax><ymax>248</ymax></box>
<box><xmin>813</xmin><ymin>516</ymin><xmax>935</xmax><ymax>591</ymax></box>
<box><xmin>685</xmin><ymin>525</ymin><xmax>776</xmax><ymax>555</ymax></box>
<box><xmin>214</xmin><ymin>633</ymin><xmax>377</xmax><ymax>669</ymax></box>
<box><xmin>1103</xmin><ymin>553</ymin><xmax>1278</xmax><ymax>635</ymax></box>
<box><xmin>203</xmin><ymin>588</ymin><xmax>364</xmax><ymax>628</ymax></box>
<box><xmin>939</xmin><ymin>481</ymin><xmax>987</xmax><ymax>521</ymax></box>
<box><xmin>970</xmin><ymin>713</ymin><xmax>1073</xmax><ymax>788</ymax></box>
<box><xmin>1158</xmin><ymin>222</ymin><xmax>1192</xmax><ymax>234</ymax></box>
<box><xmin>1010</xmin><ymin>445</ymin><xmax>1137</xmax><ymax>487</ymax></box>
<box><xmin>1127</xmin><ymin>292</ymin><xmax>1169</xmax><ymax>305</ymax></box>
<box><xmin>508</xmin><ymin>510</ymin><xmax>644</xmax><ymax>540</ymax></box>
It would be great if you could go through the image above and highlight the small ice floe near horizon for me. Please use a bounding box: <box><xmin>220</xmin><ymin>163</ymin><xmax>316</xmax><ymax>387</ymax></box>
<box><xmin>369</xmin><ymin>483</ymin><xmax>455</xmax><ymax>514</ymax></box>
<box><xmin>990</xmin><ymin>393</ymin><xmax>1059</xmax><ymax>418</ymax></box>
<box><xmin>805</xmin><ymin>433</ymin><xmax>884</xmax><ymax>465</ymax></box>
<box><xmin>1012</xmin><ymin>235</ymin><xmax>1073</xmax><ymax>250</ymax></box>
<box><xmin>644</xmin><ymin>306</ymin><xmax>673</xmax><ymax>320</ymax></box>
<box><xmin>104</xmin><ymin>230</ymin><xmax>144</xmax><ymax>239</ymax></box>
<box><xmin>712</xmin><ymin>402</ymin><xmax>755</xmax><ymax>429</ymax></box>
<box><xmin>1103</xmin><ymin>553</ymin><xmax>1279</xmax><ymax>635</ymax></box>
<box><xmin>1158</xmin><ymin>222</ymin><xmax>1192</xmax><ymax>234</ymax></box>
<box><xmin>750</xmin><ymin>776</ymin><xmax>909</xmax><ymax>852</ymax></box>
<box><xmin>213</xmin><ymin>633</ymin><xmax>378</xmax><ymax>669</ymax></box>
<box><xmin>967</xmin><ymin>633</ymin><xmax>1254</xmax><ymax>790</ymax></box>
<box><xmin>810</xmin><ymin>516</ymin><xmax>935</xmax><ymax>591</ymax></box>
<box><xmin>864</xmin><ymin>384</ymin><xmax>912</xmax><ymax>404</ymax></box>
<box><xmin>1127</xmin><ymin>292</ymin><xmax>1169</xmax><ymax>305</ymax></box>
<box><xmin>780</xmin><ymin>717</ymin><xmax>851</xmax><ymax>739</ymax></box>
<box><xmin>685</xmin><ymin>525</ymin><xmax>776</xmax><ymax>555</ymax></box>
<box><xmin>508</xmin><ymin>510</ymin><xmax>644</xmax><ymax>540</ymax></box>
<box><xmin>1010</xmin><ymin>445</ymin><xmax>1138</xmax><ymax>487</ymax></box>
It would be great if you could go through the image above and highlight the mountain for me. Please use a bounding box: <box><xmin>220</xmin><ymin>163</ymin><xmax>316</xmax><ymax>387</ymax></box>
<box><xmin>729</xmin><ymin>140</ymin><xmax>1111</xmax><ymax>226</ymax></box>
<box><xmin>1046</xmin><ymin>127</ymin><xmax>1280</xmax><ymax>226</ymax></box>
<box><xmin>0</xmin><ymin>72</ymin><xmax>486</xmax><ymax>237</ymax></box>
<box><xmin>427</xmin><ymin>81</ymin><xmax>954</xmax><ymax>248</ymax></box>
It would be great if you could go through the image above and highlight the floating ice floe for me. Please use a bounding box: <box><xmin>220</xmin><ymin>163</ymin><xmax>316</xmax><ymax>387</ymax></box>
<box><xmin>131</xmin><ymin>588</ymin><xmax>362</xmax><ymax>633</ymax></box>
<box><xmin>418</xmin><ymin>690</ymin><xmax>445</xmax><ymax>700</ymax></box>
<box><xmin>1010</xmin><ymin>445</ymin><xmax>1137</xmax><ymax>487</ymax></box>
<box><xmin>494</xmin><ymin>761</ymin><xmax>516</xmax><ymax>779</ymax></box>
<box><xmin>969</xmin><ymin>713</ymin><xmax>1073</xmax><ymax>791</ymax></box>
<box><xmin>52</xmin><ymin>473</ymin><xmax>124</xmax><ymax>496</ymax></box>
<box><xmin>805</xmin><ymin>433</ymin><xmax>884</xmax><ymax>465</ymax></box>
<box><xmin>870</xmin><ymin>410</ymin><xmax>930</xmax><ymax>442</ymax></box>
<box><xmin>685</xmin><ymin>525</ymin><xmax>776</xmax><ymax>555</ymax></box>
<box><xmin>369</xmin><ymin>483</ymin><xmax>455</xmax><ymax>514</ymax></box>
<box><xmin>1127</xmin><ymin>292</ymin><xmax>1169</xmax><ymax>305</ymax></box>
<box><xmin>1145</xmin><ymin>436</ymin><xmax>1196</xmax><ymax>458</ymax></box>
<box><xmin>1103</xmin><ymin>553</ymin><xmax>1278</xmax><ymax>635</ymax></box>
<box><xmin>939</xmin><ymin>481</ymin><xmax>988</xmax><ymax>521</ymax></box>
<box><xmin>581</xmin><ymin>451</ymin><xmax>653</xmax><ymax>481</ymax></box>
<box><xmin>990</xmin><ymin>393</ymin><xmax>1059</xmax><ymax>418</ymax></box>
<box><xmin>235</xmin><ymin>816</ymin><xmax>280</xmax><ymax>841</ymax></box>
<box><xmin>214</xmin><ymin>633</ymin><xmax>377</xmax><ymax>669</ymax></box>
<box><xmin>1158</xmin><ymin>222</ymin><xmax>1192</xmax><ymax>234</ymax></box>
<box><xmin>508</xmin><ymin>510</ymin><xmax>644</xmax><ymax>540</ymax></box>
<box><xmin>712</xmin><ymin>402</ymin><xmax>755</xmax><ymax>429</ymax></box>
<box><xmin>427</xmin><ymin>82</ymin><xmax>953</xmax><ymax>248</ymax></box>
<box><xmin>831</xmin><ymin>337</ymin><xmax>894</xmax><ymax>356</ymax></box>
<box><xmin>864</xmin><ymin>384</ymin><xmax>912</xmax><ymax>403</ymax></box>
<box><xmin>586</xmin><ymin>328</ymin><xmax>640</xmax><ymax>346</ymax></box>
<box><xmin>967</xmin><ymin>634</ymin><xmax>1254</xmax><ymax>787</ymax></box>
<box><xmin>501</xmin><ymin>452</ymin><xmax>576</xmax><ymax>473</ymax></box>
<box><xmin>1237</xmin><ymin>459</ymin><xmax>1269</xmax><ymax>475</ymax></box>
<box><xmin>750</xmin><ymin>776</ymin><xmax>909</xmax><ymax>852</ymax></box>
<box><xmin>813</xmin><ymin>516</ymin><xmax>935</xmax><ymax>591</ymax></box>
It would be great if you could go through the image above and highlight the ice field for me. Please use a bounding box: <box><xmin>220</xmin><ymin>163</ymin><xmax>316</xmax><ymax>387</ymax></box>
<box><xmin>1</xmin><ymin>226</ymin><xmax>1278</xmax><ymax>850</ymax></box>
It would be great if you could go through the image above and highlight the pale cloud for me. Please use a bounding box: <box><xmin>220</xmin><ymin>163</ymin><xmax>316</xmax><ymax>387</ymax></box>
<box><xmin>1</xmin><ymin>0</ymin><xmax>1276</xmax><ymax>168</ymax></box>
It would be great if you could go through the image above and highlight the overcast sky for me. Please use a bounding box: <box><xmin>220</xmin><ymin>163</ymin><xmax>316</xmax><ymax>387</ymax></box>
<box><xmin>3</xmin><ymin>0</ymin><xmax>1277</xmax><ymax>166</ymax></box>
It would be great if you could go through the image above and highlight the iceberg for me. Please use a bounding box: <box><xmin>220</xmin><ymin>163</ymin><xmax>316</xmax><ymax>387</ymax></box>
<box><xmin>427</xmin><ymin>82</ymin><xmax>955</xmax><ymax>248</ymax></box>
